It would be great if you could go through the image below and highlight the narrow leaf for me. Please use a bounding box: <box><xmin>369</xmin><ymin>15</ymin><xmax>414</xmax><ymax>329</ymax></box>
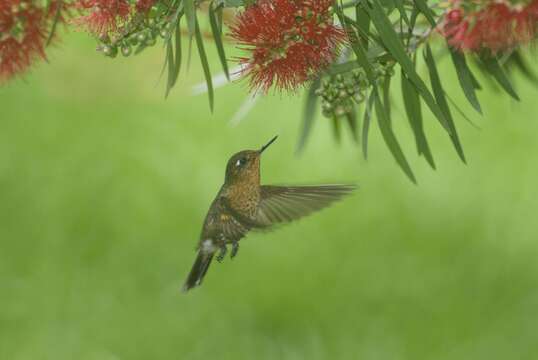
<box><xmin>382</xmin><ymin>75</ymin><xmax>391</xmax><ymax>123</ymax></box>
<box><xmin>408</xmin><ymin>6</ymin><xmax>419</xmax><ymax>34</ymax></box>
<box><xmin>355</xmin><ymin>4</ymin><xmax>371</xmax><ymax>48</ymax></box>
<box><xmin>209</xmin><ymin>2</ymin><xmax>230</xmax><ymax>80</ymax></box>
<box><xmin>470</xmin><ymin>69</ymin><xmax>482</xmax><ymax>90</ymax></box>
<box><xmin>424</xmin><ymin>45</ymin><xmax>466</xmax><ymax>163</ymax></box>
<box><xmin>362</xmin><ymin>89</ymin><xmax>375</xmax><ymax>159</ymax></box>
<box><xmin>327</xmin><ymin>44</ymin><xmax>385</xmax><ymax>76</ymax></box>
<box><xmin>375</xmin><ymin>88</ymin><xmax>417</xmax><ymax>183</ymax></box>
<box><xmin>224</xmin><ymin>0</ymin><xmax>243</xmax><ymax>6</ymax></box>
<box><xmin>335</xmin><ymin>8</ymin><xmax>376</xmax><ymax>84</ymax></box>
<box><xmin>405</xmin><ymin>6</ymin><xmax>420</xmax><ymax>48</ymax></box>
<box><xmin>364</xmin><ymin>0</ymin><xmax>450</xmax><ymax>133</ymax></box>
<box><xmin>194</xmin><ymin>16</ymin><xmax>214</xmax><ymax>111</ymax></box>
<box><xmin>346</xmin><ymin>107</ymin><xmax>359</xmax><ymax>143</ymax></box>
<box><xmin>401</xmin><ymin>69</ymin><xmax>435</xmax><ymax>169</ymax></box>
<box><xmin>480</xmin><ymin>55</ymin><xmax>520</xmax><ymax>100</ymax></box>
<box><xmin>380</xmin><ymin>0</ymin><xmax>395</xmax><ymax>12</ymax></box>
<box><xmin>413</xmin><ymin>0</ymin><xmax>436</xmax><ymax>27</ymax></box>
<box><xmin>297</xmin><ymin>78</ymin><xmax>321</xmax><ymax>153</ymax></box>
<box><xmin>509</xmin><ymin>51</ymin><xmax>538</xmax><ymax>83</ymax></box>
<box><xmin>393</xmin><ymin>0</ymin><xmax>410</xmax><ymax>27</ymax></box>
<box><xmin>449</xmin><ymin>48</ymin><xmax>482</xmax><ymax>114</ymax></box>
<box><xmin>343</xmin><ymin>15</ymin><xmax>383</xmax><ymax>46</ymax></box>
<box><xmin>172</xmin><ymin>19</ymin><xmax>182</xmax><ymax>87</ymax></box>
<box><xmin>216</xmin><ymin>3</ymin><xmax>224</xmax><ymax>35</ymax></box>
<box><xmin>46</xmin><ymin>0</ymin><xmax>62</xmax><ymax>46</ymax></box>
<box><xmin>332</xmin><ymin>116</ymin><xmax>341</xmax><ymax>143</ymax></box>
<box><xmin>165</xmin><ymin>39</ymin><xmax>175</xmax><ymax>98</ymax></box>
<box><xmin>184</xmin><ymin>0</ymin><xmax>196</xmax><ymax>36</ymax></box>
<box><xmin>445</xmin><ymin>91</ymin><xmax>481</xmax><ymax>130</ymax></box>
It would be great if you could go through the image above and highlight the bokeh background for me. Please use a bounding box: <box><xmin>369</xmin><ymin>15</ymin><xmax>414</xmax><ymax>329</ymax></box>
<box><xmin>1</xmin><ymin>32</ymin><xmax>538</xmax><ymax>360</ymax></box>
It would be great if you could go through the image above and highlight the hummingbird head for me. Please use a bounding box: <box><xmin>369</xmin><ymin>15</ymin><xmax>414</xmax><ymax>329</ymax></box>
<box><xmin>224</xmin><ymin>136</ymin><xmax>278</xmax><ymax>184</ymax></box>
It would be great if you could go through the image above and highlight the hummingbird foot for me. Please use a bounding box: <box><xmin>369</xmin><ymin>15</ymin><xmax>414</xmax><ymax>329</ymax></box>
<box><xmin>230</xmin><ymin>242</ymin><xmax>239</xmax><ymax>259</ymax></box>
<box><xmin>216</xmin><ymin>245</ymin><xmax>227</xmax><ymax>263</ymax></box>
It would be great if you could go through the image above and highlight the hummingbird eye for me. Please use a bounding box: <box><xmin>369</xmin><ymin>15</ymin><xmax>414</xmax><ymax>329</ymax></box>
<box><xmin>235</xmin><ymin>157</ymin><xmax>247</xmax><ymax>167</ymax></box>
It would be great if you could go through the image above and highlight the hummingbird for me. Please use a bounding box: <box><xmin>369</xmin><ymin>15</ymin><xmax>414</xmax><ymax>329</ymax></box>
<box><xmin>182</xmin><ymin>136</ymin><xmax>355</xmax><ymax>292</ymax></box>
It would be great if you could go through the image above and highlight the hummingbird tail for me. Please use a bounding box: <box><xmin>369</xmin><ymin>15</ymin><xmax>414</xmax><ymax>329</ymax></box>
<box><xmin>182</xmin><ymin>251</ymin><xmax>214</xmax><ymax>293</ymax></box>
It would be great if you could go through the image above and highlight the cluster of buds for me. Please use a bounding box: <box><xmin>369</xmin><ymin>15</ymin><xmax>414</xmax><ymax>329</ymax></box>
<box><xmin>96</xmin><ymin>18</ymin><xmax>171</xmax><ymax>58</ymax></box>
<box><xmin>316</xmin><ymin>63</ymin><xmax>393</xmax><ymax>119</ymax></box>
<box><xmin>441</xmin><ymin>0</ymin><xmax>538</xmax><ymax>53</ymax></box>
<box><xmin>72</xmin><ymin>0</ymin><xmax>158</xmax><ymax>36</ymax></box>
<box><xmin>73</xmin><ymin>0</ymin><xmax>161</xmax><ymax>58</ymax></box>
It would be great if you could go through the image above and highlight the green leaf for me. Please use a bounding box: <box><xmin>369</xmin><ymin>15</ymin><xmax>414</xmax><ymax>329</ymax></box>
<box><xmin>379</xmin><ymin>0</ymin><xmax>395</xmax><ymax>12</ymax></box>
<box><xmin>224</xmin><ymin>0</ymin><xmax>244</xmax><ymax>6</ymax></box>
<box><xmin>327</xmin><ymin>44</ymin><xmax>386</xmax><ymax>75</ymax></box>
<box><xmin>165</xmin><ymin>39</ymin><xmax>175</xmax><ymax>98</ymax></box>
<box><xmin>480</xmin><ymin>55</ymin><xmax>520</xmax><ymax>100</ymax></box>
<box><xmin>408</xmin><ymin>6</ymin><xmax>419</xmax><ymax>33</ymax></box>
<box><xmin>297</xmin><ymin>78</ymin><xmax>321</xmax><ymax>153</ymax></box>
<box><xmin>449</xmin><ymin>48</ymin><xmax>482</xmax><ymax>114</ymax></box>
<box><xmin>423</xmin><ymin>44</ymin><xmax>466</xmax><ymax>163</ymax></box>
<box><xmin>194</xmin><ymin>15</ymin><xmax>214</xmax><ymax>111</ymax></box>
<box><xmin>509</xmin><ymin>51</ymin><xmax>538</xmax><ymax>83</ymax></box>
<box><xmin>346</xmin><ymin>107</ymin><xmax>359</xmax><ymax>143</ymax></box>
<box><xmin>444</xmin><ymin>91</ymin><xmax>481</xmax><ymax>130</ymax></box>
<box><xmin>393</xmin><ymin>0</ymin><xmax>410</xmax><ymax>27</ymax></box>
<box><xmin>343</xmin><ymin>15</ymin><xmax>383</xmax><ymax>46</ymax></box>
<box><xmin>382</xmin><ymin>75</ymin><xmax>391</xmax><ymax>123</ymax></box>
<box><xmin>362</xmin><ymin>89</ymin><xmax>375</xmax><ymax>160</ymax></box>
<box><xmin>335</xmin><ymin>7</ymin><xmax>377</xmax><ymax>84</ymax></box>
<box><xmin>46</xmin><ymin>0</ymin><xmax>62</xmax><ymax>46</ymax></box>
<box><xmin>332</xmin><ymin>116</ymin><xmax>342</xmax><ymax>143</ymax></box>
<box><xmin>470</xmin><ymin>69</ymin><xmax>482</xmax><ymax>90</ymax></box>
<box><xmin>172</xmin><ymin>18</ymin><xmax>182</xmax><ymax>88</ymax></box>
<box><xmin>375</xmin><ymin>88</ymin><xmax>417</xmax><ymax>183</ymax></box>
<box><xmin>412</xmin><ymin>0</ymin><xmax>437</xmax><ymax>27</ymax></box>
<box><xmin>209</xmin><ymin>2</ymin><xmax>230</xmax><ymax>80</ymax></box>
<box><xmin>401</xmin><ymin>69</ymin><xmax>435</xmax><ymax>169</ymax></box>
<box><xmin>364</xmin><ymin>0</ymin><xmax>450</xmax><ymax>133</ymax></box>
<box><xmin>355</xmin><ymin>4</ymin><xmax>371</xmax><ymax>49</ymax></box>
<box><xmin>183</xmin><ymin>0</ymin><xmax>196</xmax><ymax>36</ymax></box>
<box><xmin>216</xmin><ymin>3</ymin><xmax>224</xmax><ymax>35</ymax></box>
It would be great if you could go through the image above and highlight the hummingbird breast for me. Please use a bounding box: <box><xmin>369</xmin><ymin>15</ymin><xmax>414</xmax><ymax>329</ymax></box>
<box><xmin>224</xmin><ymin>182</ymin><xmax>261</xmax><ymax>219</ymax></box>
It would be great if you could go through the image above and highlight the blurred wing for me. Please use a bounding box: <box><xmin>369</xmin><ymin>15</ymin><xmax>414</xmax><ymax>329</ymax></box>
<box><xmin>256</xmin><ymin>185</ymin><xmax>356</xmax><ymax>226</ymax></box>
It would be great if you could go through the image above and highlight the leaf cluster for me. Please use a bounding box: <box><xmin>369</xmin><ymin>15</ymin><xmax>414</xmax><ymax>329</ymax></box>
<box><xmin>46</xmin><ymin>0</ymin><xmax>536</xmax><ymax>182</ymax></box>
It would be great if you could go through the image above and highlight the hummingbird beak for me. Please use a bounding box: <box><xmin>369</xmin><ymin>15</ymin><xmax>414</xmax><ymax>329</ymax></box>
<box><xmin>259</xmin><ymin>135</ymin><xmax>278</xmax><ymax>154</ymax></box>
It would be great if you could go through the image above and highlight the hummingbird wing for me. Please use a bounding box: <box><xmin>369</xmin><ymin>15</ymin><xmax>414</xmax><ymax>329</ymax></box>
<box><xmin>201</xmin><ymin>196</ymin><xmax>251</xmax><ymax>242</ymax></box>
<box><xmin>255</xmin><ymin>184</ymin><xmax>356</xmax><ymax>226</ymax></box>
<box><xmin>220</xmin><ymin>212</ymin><xmax>250</xmax><ymax>241</ymax></box>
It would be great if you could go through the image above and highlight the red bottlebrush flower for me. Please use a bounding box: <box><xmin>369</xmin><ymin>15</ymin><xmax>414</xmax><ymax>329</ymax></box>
<box><xmin>135</xmin><ymin>0</ymin><xmax>157</xmax><ymax>13</ymax></box>
<box><xmin>0</xmin><ymin>0</ymin><xmax>48</xmax><ymax>83</ymax></box>
<box><xmin>441</xmin><ymin>0</ymin><xmax>538</xmax><ymax>53</ymax></box>
<box><xmin>230</xmin><ymin>0</ymin><xmax>345</xmax><ymax>93</ymax></box>
<box><xmin>73</xmin><ymin>0</ymin><xmax>130</xmax><ymax>35</ymax></box>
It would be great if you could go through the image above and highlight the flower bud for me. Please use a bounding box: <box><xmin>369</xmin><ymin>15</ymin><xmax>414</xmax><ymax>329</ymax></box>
<box><xmin>103</xmin><ymin>45</ymin><xmax>118</xmax><ymax>58</ymax></box>
<box><xmin>121</xmin><ymin>45</ymin><xmax>132</xmax><ymax>57</ymax></box>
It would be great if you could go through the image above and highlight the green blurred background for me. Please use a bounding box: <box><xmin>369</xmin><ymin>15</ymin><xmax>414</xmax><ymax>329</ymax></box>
<box><xmin>1</xmin><ymin>32</ymin><xmax>538</xmax><ymax>359</ymax></box>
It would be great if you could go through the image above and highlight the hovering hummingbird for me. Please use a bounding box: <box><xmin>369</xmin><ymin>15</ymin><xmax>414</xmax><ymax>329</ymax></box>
<box><xmin>182</xmin><ymin>136</ymin><xmax>355</xmax><ymax>292</ymax></box>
